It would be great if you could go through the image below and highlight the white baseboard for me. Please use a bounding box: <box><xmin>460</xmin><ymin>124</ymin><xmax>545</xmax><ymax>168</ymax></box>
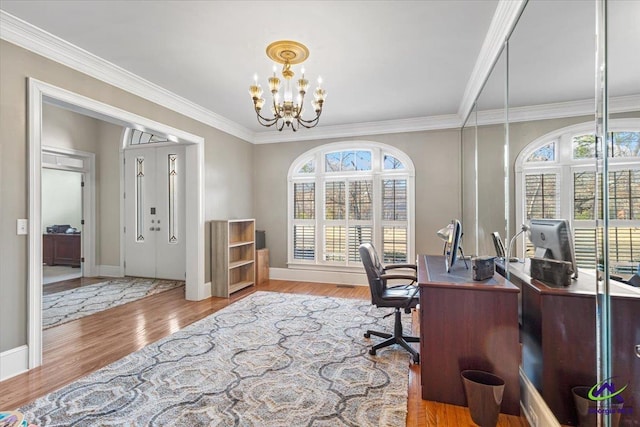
<box><xmin>269</xmin><ymin>267</ymin><xmax>368</xmax><ymax>286</ymax></box>
<box><xmin>520</xmin><ymin>367</ymin><xmax>560</xmax><ymax>427</ymax></box>
<box><xmin>0</xmin><ymin>345</ymin><xmax>29</xmax><ymax>382</ymax></box>
<box><xmin>96</xmin><ymin>265</ymin><xmax>123</xmax><ymax>277</ymax></box>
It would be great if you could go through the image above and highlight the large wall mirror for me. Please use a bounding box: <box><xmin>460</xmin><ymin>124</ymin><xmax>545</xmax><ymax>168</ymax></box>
<box><xmin>603</xmin><ymin>1</ymin><xmax>640</xmax><ymax>426</ymax></box>
<box><xmin>461</xmin><ymin>48</ymin><xmax>508</xmax><ymax>259</ymax></box>
<box><xmin>463</xmin><ymin>0</ymin><xmax>639</xmax><ymax>425</ymax></box>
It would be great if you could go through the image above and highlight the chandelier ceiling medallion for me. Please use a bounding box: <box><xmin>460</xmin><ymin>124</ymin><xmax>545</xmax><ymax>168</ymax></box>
<box><xmin>249</xmin><ymin>40</ymin><xmax>326</xmax><ymax>131</ymax></box>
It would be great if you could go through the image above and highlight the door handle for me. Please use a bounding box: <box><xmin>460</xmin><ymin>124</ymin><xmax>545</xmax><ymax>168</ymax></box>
<box><xmin>635</xmin><ymin>344</ymin><xmax>640</xmax><ymax>359</ymax></box>
<box><xmin>149</xmin><ymin>227</ymin><xmax>155</xmax><ymax>231</ymax></box>
<box><xmin>155</xmin><ymin>227</ymin><xmax>161</xmax><ymax>231</ymax></box>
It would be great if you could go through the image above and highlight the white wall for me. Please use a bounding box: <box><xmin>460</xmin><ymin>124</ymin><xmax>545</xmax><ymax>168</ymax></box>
<box><xmin>41</xmin><ymin>168</ymin><xmax>82</xmax><ymax>232</ymax></box>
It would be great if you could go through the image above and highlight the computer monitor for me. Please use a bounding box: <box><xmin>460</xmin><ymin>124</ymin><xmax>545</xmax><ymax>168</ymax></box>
<box><xmin>438</xmin><ymin>219</ymin><xmax>466</xmax><ymax>273</ymax></box>
<box><xmin>528</xmin><ymin>218</ymin><xmax>578</xmax><ymax>279</ymax></box>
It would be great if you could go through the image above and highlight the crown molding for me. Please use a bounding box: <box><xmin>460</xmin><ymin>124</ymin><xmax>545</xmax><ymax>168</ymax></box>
<box><xmin>475</xmin><ymin>94</ymin><xmax>640</xmax><ymax>127</ymax></box>
<box><xmin>609</xmin><ymin>94</ymin><xmax>640</xmax><ymax>114</ymax></box>
<box><xmin>252</xmin><ymin>114</ymin><xmax>463</xmax><ymax>144</ymax></box>
<box><xmin>0</xmin><ymin>10</ymin><xmax>255</xmax><ymax>143</ymax></box>
<box><xmin>457</xmin><ymin>0</ymin><xmax>527</xmax><ymax>123</ymax></box>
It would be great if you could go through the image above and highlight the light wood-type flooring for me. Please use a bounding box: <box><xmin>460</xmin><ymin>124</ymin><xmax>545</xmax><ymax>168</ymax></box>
<box><xmin>0</xmin><ymin>278</ymin><xmax>528</xmax><ymax>426</ymax></box>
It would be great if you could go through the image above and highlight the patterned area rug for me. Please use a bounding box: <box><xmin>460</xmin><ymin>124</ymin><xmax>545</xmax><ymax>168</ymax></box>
<box><xmin>43</xmin><ymin>278</ymin><xmax>184</xmax><ymax>329</ymax></box>
<box><xmin>23</xmin><ymin>291</ymin><xmax>412</xmax><ymax>426</ymax></box>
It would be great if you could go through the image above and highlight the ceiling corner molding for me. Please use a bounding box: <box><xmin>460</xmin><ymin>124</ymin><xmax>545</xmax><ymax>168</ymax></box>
<box><xmin>0</xmin><ymin>10</ymin><xmax>255</xmax><ymax>143</ymax></box>
<box><xmin>610</xmin><ymin>94</ymin><xmax>640</xmax><ymax>113</ymax></box>
<box><xmin>457</xmin><ymin>0</ymin><xmax>527</xmax><ymax>123</ymax></box>
<box><xmin>475</xmin><ymin>94</ymin><xmax>640</xmax><ymax>126</ymax></box>
<box><xmin>252</xmin><ymin>114</ymin><xmax>462</xmax><ymax>144</ymax></box>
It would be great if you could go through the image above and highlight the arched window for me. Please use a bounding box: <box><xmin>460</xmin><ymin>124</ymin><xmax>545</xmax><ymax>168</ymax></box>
<box><xmin>516</xmin><ymin>119</ymin><xmax>640</xmax><ymax>273</ymax></box>
<box><xmin>288</xmin><ymin>141</ymin><xmax>415</xmax><ymax>269</ymax></box>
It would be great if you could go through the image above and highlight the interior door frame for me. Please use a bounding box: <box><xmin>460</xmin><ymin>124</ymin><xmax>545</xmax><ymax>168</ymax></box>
<box><xmin>41</xmin><ymin>146</ymin><xmax>96</xmax><ymax>278</ymax></box>
<box><xmin>28</xmin><ymin>78</ymin><xmax>207</xmax><ymax>369</ymax></box>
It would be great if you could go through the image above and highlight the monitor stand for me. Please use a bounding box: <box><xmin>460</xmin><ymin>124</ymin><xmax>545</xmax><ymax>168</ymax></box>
<box><xmin>446</xmin><ymin>246</ymin><xmax>469</xmax><ymax>272</ymax></box>
<box><xmin>459</xmin><ymin>246</ymin><xmax>469</xmax><ymax>269</ymax></box>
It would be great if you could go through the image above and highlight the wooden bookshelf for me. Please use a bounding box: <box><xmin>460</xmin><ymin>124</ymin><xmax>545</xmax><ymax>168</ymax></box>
<box><xmin>211</xmin><ymin>219</ymin><xmax>255</xmax><ymax>297</ymax></box>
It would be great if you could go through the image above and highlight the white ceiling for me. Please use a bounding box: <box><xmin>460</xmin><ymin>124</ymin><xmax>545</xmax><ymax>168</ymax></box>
<box><xmin>1</xmin><ymin>0</ymin><xmax>638</xmax><ymax>138</ymax></box>
<box><xmin>0</xmin><ymin>0</ymin><xmax>498</xmax><ymax>132</ymax></box>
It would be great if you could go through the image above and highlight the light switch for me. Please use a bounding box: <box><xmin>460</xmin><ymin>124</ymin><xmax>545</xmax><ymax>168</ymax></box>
<box><xmin>17</xmin><ymin>219</ymin><xmax>28</xmax><ymax>235</ymax></box>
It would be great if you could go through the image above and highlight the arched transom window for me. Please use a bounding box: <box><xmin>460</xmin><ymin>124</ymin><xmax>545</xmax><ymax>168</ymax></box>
<box><xmin>288</xmin><ymin>141</ymin><xmax>415</xmax><ymax>269</ymax></box>
<box><xmin>516</xmin><ymin>119</ymin><xmax>640</xmax><ymax>273</ymax></box>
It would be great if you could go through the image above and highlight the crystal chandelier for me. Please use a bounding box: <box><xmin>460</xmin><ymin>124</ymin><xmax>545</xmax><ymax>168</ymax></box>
<box><xmin>249</xmin><ymin>40</ymin><xmax>326</xmax><ymax>131</ymax></box>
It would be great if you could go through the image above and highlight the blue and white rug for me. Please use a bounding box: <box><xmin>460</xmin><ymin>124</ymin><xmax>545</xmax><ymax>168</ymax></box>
<box><xmin>23</xmin><ymin>291</ymin><xmax>412</xmax><ymax>426</ymax></box>
<box><xmin>43</xmin><ymin>278</ymin><xmax>184</xmax><ymax>329</ymax></box>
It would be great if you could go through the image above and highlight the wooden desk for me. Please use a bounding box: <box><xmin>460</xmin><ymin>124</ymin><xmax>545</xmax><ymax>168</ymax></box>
<box><xmin>418</xmin><ymin>255</ymin><xmax>521</xmax><ymax>415</ymax></box>
<box><xmin>498</xmin><ymin>260</ymin><xmax>640</xmax><ymax>426</ymax></box>
<box><xmin>43</xmin><ymin>233</ymin><xmax>81</xmax><ymax>267</ymax></box>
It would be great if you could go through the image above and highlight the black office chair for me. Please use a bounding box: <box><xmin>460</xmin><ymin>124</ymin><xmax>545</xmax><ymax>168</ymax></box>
<box><xmin>359</xmin><ymin>243</ymin><xmax>420</xmax><ymax>364</ymax></box>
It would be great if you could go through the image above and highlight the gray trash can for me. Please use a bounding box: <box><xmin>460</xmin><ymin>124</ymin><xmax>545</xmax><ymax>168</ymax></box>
<box><xmin>461</xmin><ymin>370</ymin><xmax>505</xmax><ymax>427</ymax></box>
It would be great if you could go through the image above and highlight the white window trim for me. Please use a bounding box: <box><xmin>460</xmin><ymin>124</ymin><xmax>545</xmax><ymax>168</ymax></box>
<box><xmin>288</xmin><ymin>141</ymin><xmax>415</xmax><ymax>271</ymax></box>
<box><xmin>515</xmin><ymin>119</ymin><xmax>640</xmax><ymax>258</ymax></box>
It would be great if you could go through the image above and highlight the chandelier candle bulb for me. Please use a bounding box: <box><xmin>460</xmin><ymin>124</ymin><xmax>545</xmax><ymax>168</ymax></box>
<box><xmin>249</xmin><ymin>84</ymin><xmax>262</xmax><ymax>100</ymax></box>
<box><xmin>298</xmin><ymin>77</ymin><xmax>309</xmax><ymax>94</ymax></box>
<box><xmin>314</xmin><ymin>86</ymin><xmax>326</xmax><ymax>102</ymax></box>
<box><xmin>268</xmin><ymin>76</ymin><xmax>280</xmax><ymax>93</ymax></box>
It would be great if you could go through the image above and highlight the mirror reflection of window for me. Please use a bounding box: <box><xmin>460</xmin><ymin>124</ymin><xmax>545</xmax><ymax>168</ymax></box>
<box><xmin>519</xmin><ymin>125</ymin><xmax>640</xmax><ymax>272</ymax></box>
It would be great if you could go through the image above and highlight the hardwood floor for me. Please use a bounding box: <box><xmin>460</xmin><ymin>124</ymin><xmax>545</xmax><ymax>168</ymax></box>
<box><xmin>0</xmin><ymin>280</ymin><xmax>528</xmax><ymax>426</ymax></box>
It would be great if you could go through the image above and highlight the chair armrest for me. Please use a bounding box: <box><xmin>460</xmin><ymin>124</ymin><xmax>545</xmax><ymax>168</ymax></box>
<box><xmin>384</xmin><ymin>263</ymin><xmax>417</xmax><ymax>270</ymax></box>
<box><xmin>380</xmin><ymin>273</ymin><xmax>417</xmax><ymax>281</ymax></box>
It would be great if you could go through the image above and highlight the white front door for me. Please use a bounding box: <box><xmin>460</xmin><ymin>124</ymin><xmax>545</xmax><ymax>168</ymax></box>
<box><xmin>124</xmin><ymin>146</ymin><xmax>186</xmax><ymax>280</ymax></box>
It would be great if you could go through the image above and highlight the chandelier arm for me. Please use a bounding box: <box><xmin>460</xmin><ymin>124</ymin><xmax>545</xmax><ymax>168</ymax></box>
<box><xmin>254</xmin><ymin>106</ymin><xmax>279</xmax><ymax>124</ymax></box>
<box><xmin>298</xmin><ymin>110</ymin><xmax>322</xmax><ymax>129</ymax></box>
<box><xmin>296</xmin><ymin>118</ymin><xmax>320</xmax><ymax>129</ymax></box>
<box><xmin>297</xmin><ymin>116</ymin><xmax>320</xmax><ymax>125</ymax></box>
<box><xmin>256</xmin><ymin>116</ymin><xmax>278</xmax><ymax>127</ymax></box>
<box><xmin>299</xmin><ymin>104</ymin><xmax>322</xmax><ymax>121</ymax></box>
<box><xmin>255</xmin><ymin>112</ymin><xmax>280</xmax><ymax>128</ymax></box>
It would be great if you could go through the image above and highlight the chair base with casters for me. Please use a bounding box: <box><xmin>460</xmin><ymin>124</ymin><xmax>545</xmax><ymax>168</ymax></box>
<box><xmin>364</xmin><ymin>307</ymin><xmax>420</xmax><ymax>364</ymax></box>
